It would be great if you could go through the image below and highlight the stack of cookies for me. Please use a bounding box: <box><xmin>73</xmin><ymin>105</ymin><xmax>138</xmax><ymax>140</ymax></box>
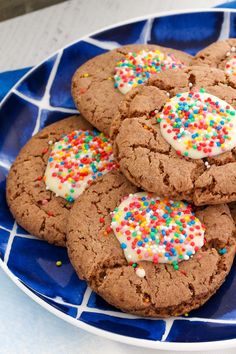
<box><xmin>7</xmin><ymin>40</ymin><xmax>236</xmax><ymax>317</ymax></box>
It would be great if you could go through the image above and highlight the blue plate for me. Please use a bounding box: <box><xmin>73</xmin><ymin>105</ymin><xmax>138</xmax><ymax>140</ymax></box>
<box><xmin>1</xmin><ymin>8</ymin><xmax>236</xmax><ymax>351</ymax></box>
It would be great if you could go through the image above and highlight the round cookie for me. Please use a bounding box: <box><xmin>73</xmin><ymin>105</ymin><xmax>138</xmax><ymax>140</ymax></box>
<box><xmin>192</xmin><ymin>39</ymin><xmax>236</xmax><ymax>78</ymax></box>
<box><xmin>67</xmin><ymin>170</ymin><xmax>236</xmax><ymax>317</ymax></box>
<box><xmin>111</xmin><ymin>65</ymin><xmax>236</xmax><ymax>206</ymax></box>
<box><xmin>72</xmin><ymin>44</ymin><xmax>192</xmax><ymax>136</ymax></box>
<box><xmin>7</xmin><ymin>116</ymin><xmax>115</xmax><ymax>246</ymax></box>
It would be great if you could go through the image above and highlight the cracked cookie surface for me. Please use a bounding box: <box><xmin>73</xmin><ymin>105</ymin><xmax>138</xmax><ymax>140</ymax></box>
<box><xmin>192</xmin><ymin>39</ymin><xmax>236</xmax><ymax>76</ymax></box>
<box><xmin>67</xmin><ymin>170</ymin><xmax>236</xmax><ymax>317</ymax></box>
<box><xmin>71</xmin><ymin>44</ymin><xmax>192</xmax><ymax>136</ymax></box>
<box><xmin>6</xmin><ymin>116</ymin><xmax>92</xmax><ymax>246</ymax></box>
<box><xmin>111</xmin><ymin>65</ymin><xmax>236</xmax><ymax>205</ymax></box>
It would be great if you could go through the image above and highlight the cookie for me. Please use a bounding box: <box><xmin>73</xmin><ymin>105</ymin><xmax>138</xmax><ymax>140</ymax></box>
<box><xmin>111</xmin><ymin>65</ymin><xmax>236</xmax><ymax>206</ymax></box>
<box><xmin>67</xmin><ymin>170</ymin><xmax>236</xmax><ymax>317</ymax></box>
<box><xmin>192</xmin><ymin>39</ymin><xmax>236</xmax><ymax>79</ymax></box>
<box><xmin>7</xmin><ymin>116</ymin><xmax>116</xmax><ymax>246</ymax></box>
<box><xmin>72</xmin><ymin>44</ymin><xmax>192</xmax><ymax>135</ymax></box>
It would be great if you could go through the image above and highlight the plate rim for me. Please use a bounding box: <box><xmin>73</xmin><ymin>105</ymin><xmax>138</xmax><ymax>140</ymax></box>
<box><xmin>1</xmin><ymin>7</ymin><xmax>236</xmax><ymax>351</ymax></box>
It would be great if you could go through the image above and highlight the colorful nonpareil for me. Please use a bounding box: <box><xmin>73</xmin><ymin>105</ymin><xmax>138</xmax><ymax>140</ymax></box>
<box><xmin>44</xmin><ymin>130</ymin><xmax>116</xmax><ymax>201</ymax></box>
<box><xmin>114</xmin><ymin>50</ymin><xmax>184</xmax><ymax>94</ymax></box>
<box><xmin>111</xmin><ymin>192</ymin><xmax>205</xmax><ymax>269</ymax></box>
<box><xmin>159</xmin><ymin>90</ymin><xmax>236</xmax><ymax>159</ymax></box>
<box><xmin>225</xmin><ymin>56</ymin><xmax>236</xmax><ymax>76</ymax></box>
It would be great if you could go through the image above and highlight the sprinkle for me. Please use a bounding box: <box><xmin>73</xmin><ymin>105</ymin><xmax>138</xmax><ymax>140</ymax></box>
<box><xmin>99</xmin><ymin>217</ymin><xmax>105</xmax><ymax>223</ymax></box>
<box><xmin>47</xmin><ymin>211</ymin><xmax>54</xmax><ymax>217</ymax></box>
<box><xmin>79</xmin><ymin>88</ymin><xmax>87</xmax><ymax>94</ymax></box>
<box><xmin>41</xmin><ymin>199</ymin><xmax>48</xmax><ymax>205</ymax></box>
<box><xmin>114</xmin><ymin>49</ymin><xmax>184</xmax><ymax>94</ymax></box>
<box><xmin>218</xmin><ymin>248</ymin><xmax>227</xmax><ymax>255</ymax></box>
<box><xmin>184</xmin><ymin>313</ymin><xmax>189</xmax><ymax>317</ymax></box>
<box><xmin>188</xmin><ymin>82</ymin><xmax>193</xmax><ymax>88</ymax></box>
<box><xmin>225</xmin><ymin>55</ymin><xmax>236</xmax><ymax>76</ymax></box>
<box><xmin>44</xmin><ymin>130</ymin><xmax>117</xmax><ymax>201</ymax></box>
<box><xmin>48</xmin><ymin>140</ymin><xmax>53</xmax><ymax>145</ymax></box>
<box><xmin>83</xmin><ymin>73</ymin><xmax>89</xmax><ymax>77</ymax></box>
<box><xmin>158</xmin><ymin>91</ymin><xmax>236</xmax><ymax>159</ymax></box>
<box><xmin>42</xmin><ymin>148</ymin><xmax>48</xmax><ymax>155</ymax></box>
<box><xmin>136</xmin><ymin>267</ymin><xmax>146</xmax><ymax>278</ymax></box>
<box><xmin>56</xmin><ymin>261</ymin><xmax>62</xmax><ymax>267</ymax></box>
<box><xmin>111</xmin><ymin>192</ymin><xmax>205</xmax><ymax>268</ymax></box>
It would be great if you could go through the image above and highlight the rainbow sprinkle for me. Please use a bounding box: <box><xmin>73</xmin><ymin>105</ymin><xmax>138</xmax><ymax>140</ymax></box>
<box><xmin>158</xmin><ymin>90</ymin><xmax>236</xmax><ymax>159</ymax></box>
<box><xmin>44</xmin><ymin>130</ymin><xmax>116</xmax><ymax>201</ymax></box>
<box><xmin>111</xmin><ymin>192</ymin><xmax>205</xmax><ymax>269</ymax></box>
<box><xmin>225</xmin><ymin>56</ymin><xmax>236</xmax><ymax>76</ymax></box>
<box><xmin>114</xmin><ymin>49</ymin><xmax>184</xmax><ymax>94</ymax></box>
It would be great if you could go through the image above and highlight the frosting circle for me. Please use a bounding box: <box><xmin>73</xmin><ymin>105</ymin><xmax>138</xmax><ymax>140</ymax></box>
<box><xmin>114</xmin><ymin>50</ymin><xmax>184</xmax><ymax>94</ymax></box>
<box><xmin>111</xmin><ymin>192</ymin><xmax>205</xmax><ymax>268</ymax></box>
<box><xmin>159</xmin><ymin>91</ymin><xmax>236</xmax><ymax>159</ymax></box>
<box><xmin>44</xmin><ymin>130</ymin><xmax>116</xmax><ymax>201</ymax></box>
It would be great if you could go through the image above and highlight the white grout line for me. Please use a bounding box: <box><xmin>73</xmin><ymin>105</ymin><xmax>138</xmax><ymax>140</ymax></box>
<box><xmin>41</xmin><ymin>50</ymin><xmax>63</xmax><ymax>107</ymax></box>
<box><xmin>138</xmin><ymin>18</ymin><xmax>154</xmax><ymax>44</ymax></box>
<box><xmin>3</xmin><ymin>221</ymin><xmax>17</xmax><ymax>264</ymax></box>
<box><xmin>0</xmin><ymin>226</ymin><xmax>11</xmax><ymax>233</ymax></box>
<box><xmin>161</xmin><ymin>318</ymin><xmax>174</xmax><ymax>342</ymax></box>
<box><xmin>218</xmin><ymin>10</ymin><xmax>231</xmax><ymax>40</ymax></box>
<box><xmin>76</xmin><ymin>287</ymin><xmax>92</xmax><ymax>318</ymax></box>
<box><xmin>0</xmin><ymin>159</ymin><xmax>12</xmax><ymax>170</ymax></box>
<box><xmin>12</xmin><ymin>89</ymin><xmax>79</xmax><ymax>114</ymax></box>
<box><xmin>84</xmin><ymin>37</ymin><xmax>120</xmax><ymax>50</ymax></box>
<box><xmin>15</xmin><ymin>233</ymin><xmax>38</xmax><ymax>240</ymax></box>
<box><xmin>32</xmin><ymin>107</ymin><xmax>42</xmax><ymax>136</ymax></box>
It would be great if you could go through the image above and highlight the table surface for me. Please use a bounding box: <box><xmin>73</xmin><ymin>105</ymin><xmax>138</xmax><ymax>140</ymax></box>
<box><xmin>0</xmin><ymin>1</ymin><xmax>236</xmax><ymax>353</ymax></box>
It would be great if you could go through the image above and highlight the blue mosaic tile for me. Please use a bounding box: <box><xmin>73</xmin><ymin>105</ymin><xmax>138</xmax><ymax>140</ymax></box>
<box><xmin>87</xmin><ymin>291</ymin><xmax>120</xmax><ymax>312</ymax></box>
<box><xmin>167</xmin><ymin>319</ymin><xmax>236</xmax><ymax>342</ymax></box>
<box><xmin>0</xmin><ymin>228</ymin><xmax>10</xmax><ymax>260</ymax></box>
<box><xmin>79</xmin><ymin>312</ymin><xmax>166</xmax><ymax>341</ymax></box>
<box><xmin>39</xmin><ymin>110</ymin><xmax>79</xmax><ymax>130</ymax></box>
<box><xmin>229</xmin><ymin>12</ymin><xmax>236</xmax><ymax>37</ymax></box>
<box><xmin>0</xmin><ymin>93</ymin><xmax>38</xmax><ymax>161</ymax></box>
<box><xmin>8</xmin><ymin>237</ymin><xmax>87</xmax><ymax>305</ymax></box>
<box><xmin>92</xmin><ymin>20</ymin><xmax>147</xmax><ymax>45</ymax></box>
<box><xmin>16</xmin><ymin>224</ymin><xmax>29</xmax><ymax>235</ymax></box>
<box><xmin>27</xmin><ymin>287</ymin><xmax>78</xmax><ymax>318</ymax></box>
<box><xmin>17</xmin><ymin>55</ymin><xmax>58</xmax><ymax>100</ymax></box>
<box><xmin>150</xmin><ymin>12</ymin><xmax>224</xmax><ymax>55</ymax></box>
<box><xmin>50</xmin><ymin>41</ymin><xmax>106</xmax><ymax>109</ymax></box>
<box><xmin>0</xmin><ymin>168</ymin><xmax>14</xmax><ymax>231</ymax></box>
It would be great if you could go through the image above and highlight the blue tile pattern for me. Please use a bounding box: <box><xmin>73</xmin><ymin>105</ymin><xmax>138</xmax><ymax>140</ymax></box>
<box><xmin>79</xmin><ymin>312</ymin><xmax>166</xmax><ymax>341</ymax></box>
<box><xmin>1</xmin><ymin>9</ymin><xmax>236</xmax><ymax>348</ymax></box>
<box><xmin>150</xmin><ymin>12</ymin><xmax>225</xmax><ymax>55</ymax></box>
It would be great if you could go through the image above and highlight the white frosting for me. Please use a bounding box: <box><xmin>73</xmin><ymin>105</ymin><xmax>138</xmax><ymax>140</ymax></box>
<box><xmin>44</xmin><ymin>130</ymin><xmax>115</xmax><ymax>202</ymax></box>
<box><xmin>114</xmin><ymin>50</ymin><xmax>184</xmax><ymax>94</ymax></box>
<box><xmin>111</xmin><ymin>192</ymin><xmax>204</xmax><ymax>265</ymax></box>
<box><xmin>159</xmin><ymin>91</ymin><xmax>236</xmax><ymax>159</ymax></box>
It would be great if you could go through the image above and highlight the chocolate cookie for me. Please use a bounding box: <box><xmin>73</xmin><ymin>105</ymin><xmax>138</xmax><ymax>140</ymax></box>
<box><xmin>67</xmin><ymin>170</ymin><xmax>236</xmax><ymax>317</ymax></box>
<box><xmin>192</xmin><ymin>39</ymin><xmax>236</xmax><ymax>79</ymax></box>
<box><xmin>72</xmin><ymin>44</ymin><xmax>192</xmax><ymax>135</ymax></box>
<box><xmin>7</xmin><ymin>116</ymin><xmax>116</xmax><ymax>246</ymax></box>
<box><xmin>111</xmin><ymin>65</ymin><xmax>236</xmax><ymax>205</ymax></box>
